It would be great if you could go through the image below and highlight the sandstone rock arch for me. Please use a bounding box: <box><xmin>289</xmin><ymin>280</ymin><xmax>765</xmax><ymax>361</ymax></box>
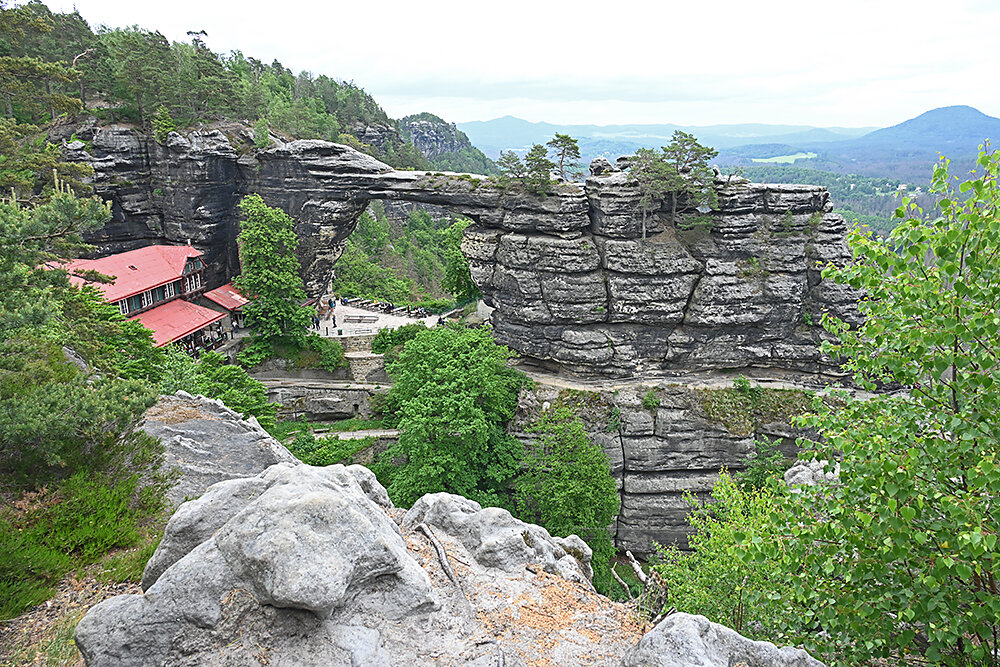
<box><xmin>66</xmin><ymin>126</ymin><xmax>860</xmax><ymax>380</ymax></box>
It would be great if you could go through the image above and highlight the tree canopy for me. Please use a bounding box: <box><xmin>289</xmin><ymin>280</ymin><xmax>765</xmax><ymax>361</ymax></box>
<box><xmin>546</xmin><ymin>133</ymin><xmax>582</xmax><ymax>181</ymax></box>
<box><xmin>377</xmin><ymin>325</ymin><xmax>526</xmax><ymax>508</ymax></box>
<box><xmin>233</xmin><ymin>194</ymin><xmax>312</xmax><ymax>346</ymax></box>
<box><xmin>629</xmin><ymin>132</ymin><xmax>719</xmax><ymax>237</ymax></box>
<box><xmin>740</xmin><ymin>147</ymin><xmax>1000</xmax><ymax>665</ymax></box>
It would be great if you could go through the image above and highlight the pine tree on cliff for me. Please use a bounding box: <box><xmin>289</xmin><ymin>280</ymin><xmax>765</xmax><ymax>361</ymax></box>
<box><xmin>661</xmin><ymin>131</ymin><xmax>719</xmax><ymax>228</ymax></box>
<box><xmin>631</xmin><ymin>148</ymin><xmax>673</xmax><ymax>239</ymax></box>
<box><xmin>546</xmin><ymin>133</ymin><xmax>582</xmax><ymax>181</ymax></box>
<box><xmin>496</xmin><ymin>150</ymin><xmax>526</xmax><ymax>189</ymax></box>
<box><xmin>524</xmin><ymin>144</ymin><xmax>555</xmax><ymax>195</ymax></box>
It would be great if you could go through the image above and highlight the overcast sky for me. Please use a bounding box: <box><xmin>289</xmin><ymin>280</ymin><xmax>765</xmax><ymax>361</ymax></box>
<box><xmin>47</xmin><ymin>0</ymin><xmax>999</xmax><ymax>128</ymax></box>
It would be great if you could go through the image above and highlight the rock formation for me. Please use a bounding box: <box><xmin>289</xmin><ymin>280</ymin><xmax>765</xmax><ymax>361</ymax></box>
<box><xmin>75</xmin><ymin>462</ymin><xmax>638</xmax><ymax>666</ymax></box>
<box><xmin>140</xmin><ymin>391</ymin><xmax>297</xmax><ymax>506</ymax></box>
<box><xmin>75</xmin><ymin>461</ymin><xmax>824</xmax><ymax>666</ymax></box>
<box><xmin>622</xmin><ymin>613</ymin><xmax>824</xmax><ymax>667</ymax></box>
<box><xmin>61</xmin><ymin>121</ymin><xmax>858</xmax><ymax>379</ymax></box>
<box><xmin>399</xmin><ymin>114</ymin><xmax>470</xmax><ymax>158</ymax></box>
<box><xmin>515</xmin><ymin>381</ymin><xmax>813</xmax><ymax>556</ymax></box>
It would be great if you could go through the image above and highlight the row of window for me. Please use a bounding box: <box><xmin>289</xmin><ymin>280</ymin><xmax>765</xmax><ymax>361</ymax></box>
<box><xmin>116</xmin><ymin>273</ymin><xmax>202</xmax><ymax>315</ymax></box>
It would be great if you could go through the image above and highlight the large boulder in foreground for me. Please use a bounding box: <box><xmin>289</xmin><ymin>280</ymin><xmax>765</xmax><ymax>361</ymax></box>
<box><xmin>141</xmin><ymin>391</ymin><xmax>296</xmax><ymax>506</ymax></box>
<box><xmin>75</xmin><ymin>463</ymin><xmax>642</xmax><ymax>666</ymax></box>
<box><xmin>622</xmin><ymin>613</ymin><xmax>825</xmax><ymax>667</ymax></box>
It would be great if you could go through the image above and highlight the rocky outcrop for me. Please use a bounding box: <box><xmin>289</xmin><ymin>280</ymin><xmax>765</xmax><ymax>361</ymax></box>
<box><xmin>467</xmin><ymin>169</ymin><xmax>861</xmax><ymax>378</ymax></box>
<box><xmin>75</xmin><ymin>462</ymin><xmax>643</xmax><ymax>666</ymax></box>
<box><xmin>622</xmin><ymin>613</ymin><xmax>824</xmax><ymax>667</ymax></box>
<box><xmin>140</xmin><ymin>391</ymin><xmax>296</xmax><ymax>506</ymax></box>
<box><xmin>63</xmin><ymin>121</ymin><xmax>858</xmax><ymax>378</ymax></box>
<box><xmin>516</xmin><ymin>380</ymin><xmax>814</xmax><ymax>556</ymax></box>
<box><xmin>399</xmin><ymin>114</ymin><xmax>470</xmax><ymax>158</ymax></box>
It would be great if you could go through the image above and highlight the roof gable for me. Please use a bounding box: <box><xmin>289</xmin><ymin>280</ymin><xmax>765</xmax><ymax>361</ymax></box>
<box><xmin>63</xmin><ymin>245</ymin><xmax>204</xmax><ymax>302</ymax></box>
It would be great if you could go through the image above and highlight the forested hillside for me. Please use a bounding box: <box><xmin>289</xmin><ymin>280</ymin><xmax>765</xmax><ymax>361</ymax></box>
<box><xmin>0</xmin><ymin>2</ymin><xmax>495</xmax><ymax>171</ymax></box>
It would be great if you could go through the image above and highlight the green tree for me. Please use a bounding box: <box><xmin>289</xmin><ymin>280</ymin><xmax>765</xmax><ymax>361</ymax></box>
<box><xmin>0</xmin><ymin>3</ymin><xmax>81</xmax><ymax>122</ymax></box>
<box><xmin>151</xmin><ymin>105</ymin><xmax>175</xmax><ymax>143</ymax></box>
<box><xmin>661</xmin><ymin>130</ymin><xmax>718</xmax><ymax>227</ymax></box>
<box><xmin>743</xmin><ymin>148</ymin><xmax>1000</xmax><ymax>665</ymax></box>
<box><xmin>377</xmin><ymin>326</ymin><xmax>526</xmax><ymax>508</ymax></box>
<box><xmin>546</xmin><ymin>133</ymin><xmax>582</xmax><ymax>181</ymax></box>
<box><xmin>252</xmin><ymin>116</ymin><xmax>271</xmax><ymax>149</ymax></box>
<box><xmin>496</xmin><ymin>150</ymin><xmax>526</xmax><ymax>189</ymax></box>
<box><xmin>630</xmin><ymin>147</ymin><xmax>673</xmax><ymax>239</ymax></box>
<box><xmin>441</xmin><ymin>218</ymin><xmax>480</xmax><ymax>304</ymax></box>
<box><xmin>233</xmin><ymin>194</ymin><xmax>312</xmax><ymax>348</ymax></box>
<box><xmin>524</xmin><ymin>144</ymin><xmax>555</xmax><ymax>195</ymax></box>
<box><xmin>516</xmin><ymin>407</ymin><xmax>619</xmax><ymax>584</ymax></box>
<box><xmin>652</xmin><ymin>472</ymin><xmax>794</xmax><ymax>640</ymax></box>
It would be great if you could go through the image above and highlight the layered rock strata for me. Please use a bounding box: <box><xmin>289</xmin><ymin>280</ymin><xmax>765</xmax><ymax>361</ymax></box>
<box><xmin>516</xmin><ymin>380</ymin><xmax>814</xmax><ymax>556</ymax></box>
<box><xmin>62</xmin><ymin>121</ymin><xmax>858</xmax><ymax>378</ymax></box>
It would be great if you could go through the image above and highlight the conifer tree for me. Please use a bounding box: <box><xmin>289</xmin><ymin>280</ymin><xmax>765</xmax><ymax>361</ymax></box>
<box><xmin>546</xmin><ymin>133</ymin><xmax>582</xmax><ymax>181</ymax></box>
<box><xmin>524</xmin><ymin>144</ymin><xmax>555</xmax><ymax>195</ymax></box>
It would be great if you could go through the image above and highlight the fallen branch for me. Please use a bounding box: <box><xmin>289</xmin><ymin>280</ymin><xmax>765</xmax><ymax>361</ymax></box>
<box><xmin>475</xmin><ymin>639</ymin><xmax>505</xmax><ymax>667</ymax></box>
<box><xmin>416</xmin><ymin>522</ymin><xmax>458</xmax><ymax>586</ymax></box>
<box><xmin>611</xmin><ymin>564</ymin><xmax>633</xmax><ymax>600</ymax></box>
<box><xmin>625</xmin><ymin>550</ymin><xmax>647</xmax><ymax>584</ymax></box>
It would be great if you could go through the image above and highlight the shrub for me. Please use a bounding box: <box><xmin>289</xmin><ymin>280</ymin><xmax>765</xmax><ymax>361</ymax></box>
<box><xmin>162</xmin><ymin>349</ymin><xmax>277</xmax><ymax>430</ymax></box>
<box><xmin>286</xmin><ymin>432</ymin><xmax>374</xmax><ymax>467</ymax></box>
<box><xmin>0</xmin><ymin>468</ymin><xmax>166</xmax><ymax>619</ymax></box>
<box><xmin>515</xmin><ymin>407</ymin><xmax>619</xmax><ymax>595</ymax></box>
<box><xmin>371</xmin><ymin>322</ymin><xmax>428</xmax><ymax>355</ymax></box>
<box><xmin>641</xmin><ymin>389</ymin><xmax>660</xmax><ymax>411</ymax></box>
<box><xmin>651</xmin><ymin>472</ymin><xmax>797</xmax><ymax>641</ymax></box>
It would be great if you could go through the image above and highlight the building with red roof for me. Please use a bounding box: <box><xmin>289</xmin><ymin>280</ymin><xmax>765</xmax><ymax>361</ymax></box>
<box><xmin>61</xmin><ymin>245</ymin><xmax>226</xmax><ymax>349</ymax></box>
<box><xmin>202</xmin><ymin>282</ymin><xmax>249</xmax><ymax>326</ymax></box>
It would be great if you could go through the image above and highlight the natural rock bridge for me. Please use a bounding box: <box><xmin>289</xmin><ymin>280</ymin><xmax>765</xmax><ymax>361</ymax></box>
<box><xmin>66</xmin><ymin>122</ymin><xmax>860</xmax><ymax>379</ymax></box>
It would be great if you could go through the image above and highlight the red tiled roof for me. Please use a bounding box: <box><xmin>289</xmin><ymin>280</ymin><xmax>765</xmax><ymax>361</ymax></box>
<box><xmin>130</xmin><ymin>299</ymin><xmax>226</xmax><ymax>347</ymax></box>
<box><xmin>62</xmin><ymin>245</ymin><xmax>203</xmax><ymax>302</ymax></box>
<box><xmin>203</xmin><ymin>282</ymin><xmax>249</xmax><ymax>312</ymax></box>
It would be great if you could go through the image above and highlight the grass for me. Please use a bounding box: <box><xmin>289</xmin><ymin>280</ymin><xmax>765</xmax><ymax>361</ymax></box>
<box><xmin>96</xmin><ymin>530</ymin><xmax>162</xmax><ymax>584</ymax></box>
<box><xmin>5</xmin><ymin>608</ymin><xmax>86</xmax><ymax>667</ymax></box>
<box><xmin>697</xmin><ymin>380</ymin><xmax>812</xmax><ymax>436</ymax></box>
<box><xmin>0</xmin><ymin>473</ymin><xmax>165</xmax><ymax>620</ymax></box>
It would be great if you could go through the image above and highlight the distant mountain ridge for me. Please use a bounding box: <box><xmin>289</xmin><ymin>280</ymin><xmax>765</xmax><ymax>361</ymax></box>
<box><xmin>457</xmin><ymin>116</ymin><xmax>877</xmax><ymax>159</ymax></box>
<box><xmin>458</xmin><ymin>106</ymin><xmax>999</xmax><ymax>184</ymax></box>
<box><xmin>718</xmin><ymin>105</ymin><xmax>1000</xmax><ymax>182</ymax></box>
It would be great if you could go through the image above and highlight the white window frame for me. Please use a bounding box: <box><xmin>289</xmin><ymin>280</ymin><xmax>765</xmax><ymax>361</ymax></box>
<box><xmin>165</xmin><ymin>282</ymin><xmax>176</xmax><ymax>298</ymax></box>
<box><xmin>118</xmin><ymin>300</ymin><xmax>130</xmax><ymax>315</ymax></box>
<box><xmin>141</xmin><ymin>290</ymin><xmax>153</xmax><ymax>309</ymax></box>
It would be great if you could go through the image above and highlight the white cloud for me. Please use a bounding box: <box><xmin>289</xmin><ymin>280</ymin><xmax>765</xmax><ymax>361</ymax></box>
<box><xmin>44</xmin><ymin>0</ymin><xmax>1000</xmax><ymax>126</ymax></box>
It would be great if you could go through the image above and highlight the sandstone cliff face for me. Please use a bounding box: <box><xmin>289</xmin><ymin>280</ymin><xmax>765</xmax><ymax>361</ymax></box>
<box><xmin>399</xmin><ymin>116</ymin><xmax>470</xmax><ymax>157</ymax></box>
<box><xmin>466</xmin><ymin>169</ymin><xmax>861</xmax><ymax>379</ymax></box>
<box><xmin>63</xmin><ymin>122</ymin><xmax>858</xmax><ymax>378</ymax></box>
<box><xmin>516</xmin><ymin>381</ymin><xmax>812</xmax><ymax>557</ymax></box>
